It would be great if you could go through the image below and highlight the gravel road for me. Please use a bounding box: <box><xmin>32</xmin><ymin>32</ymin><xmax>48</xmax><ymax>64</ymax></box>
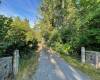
<box><xmin>32</xmin><ymin>49</ymin><xmax>91</xmax><ymax>80</ymax></box>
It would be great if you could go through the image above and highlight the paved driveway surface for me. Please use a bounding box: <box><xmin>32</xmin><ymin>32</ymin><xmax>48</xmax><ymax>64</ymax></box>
<box><xmin>32</xmin><ymin>50</ymin><xmax>90</xmax><ymax>80</ymax></box>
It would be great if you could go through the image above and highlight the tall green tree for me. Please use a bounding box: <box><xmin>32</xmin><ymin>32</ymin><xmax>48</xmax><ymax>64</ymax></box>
<box><xmin>39</xmin><ymin>0</ymin><xmax>100</xmax><ymax>56</ymax></box>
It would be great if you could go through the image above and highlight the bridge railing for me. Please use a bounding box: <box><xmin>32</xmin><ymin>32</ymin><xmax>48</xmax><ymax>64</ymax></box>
<box><xmin>81</xmin><ymin>47</ymin><xmax>100</xmax><ymax>69</ymax></box>
<box><xmin>0</xmin><ymin>50</ymin><xmax>19</xmax><ymax>80</ymax></box>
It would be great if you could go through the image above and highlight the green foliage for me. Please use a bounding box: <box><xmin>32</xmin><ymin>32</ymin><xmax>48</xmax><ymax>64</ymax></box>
<box><xmin>48</xmin><ymin>29</ymin><xmax>61</xmax><ymax>45</ymax></box>
<box><xmin>40</xmin><ymin>0</ymin><xmax>100</xmax><ymax>56</ymax></box>
<box><xmin>53</xmin><ymin>42</ymin><xmax>70</xmax><ymax>54</ymax></box>
<box><xmin>0</xmin><ymin>15</ymin><xmax>13</xmax><ymax>56</ymax></box>
<box><xmin>0</xmin><ymin>15</ymin><xmax>38</xmax><ymax>57</ymax></box>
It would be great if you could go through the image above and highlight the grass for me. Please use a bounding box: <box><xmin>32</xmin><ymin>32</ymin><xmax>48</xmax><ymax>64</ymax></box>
<box><xmin>16</xmin><ymin>50</ymin><xmax>39</xmax><ymax>80</ymax></box>
<box><xmin>61</xmin><ymin>54</ymin><xmax>100</xmax><ymax>80</ymax></box>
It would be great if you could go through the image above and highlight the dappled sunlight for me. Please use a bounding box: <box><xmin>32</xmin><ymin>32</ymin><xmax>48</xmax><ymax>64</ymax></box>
<box><xmin>68</xmin><ymin>65</ymin><xmax>82</xmax><ymax>80</ymax></box>
<box><xmin>38</xmin><ymin>57</ymin><xmax>40</xmax><ymax>62</ymax></box>
<box><xmin>54</xmin><ymin>65</ymin><xmax>67</xmax><ymax>80</ymax></box>
<box><xmin>50</xmin><ymin>56</ymin><xmax>67</xmax><ymax>80</ymax></box>
<box><xmin>73</xmin><ymin>73</ymin><xmax>82</xmax><ymax>80</ymax></box>
<box><xmin>29</xmin><ymin>49</ymin><xmax>91</xmax><ymax>80</ymax></box>
<box><xmin>0</xmin><ymin>0</ymin><xmax>99</xmax><ymax>79</ymax></box>
<box><xmin>50</xmin><ymin>58</ymin><xmax>56</xmax><ymax>64</ymax></box>
<box><xmin>67</xmin><ymin>64</ymin><xmax>84</xmax><ymax>80</ymax></box>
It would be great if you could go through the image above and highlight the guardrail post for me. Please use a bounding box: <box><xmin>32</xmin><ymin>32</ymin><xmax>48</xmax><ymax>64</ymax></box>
<box><xmin>13</xmin><ymin>50</ymin><xmax>19</xmax><ymax>79</ymax></box>
<box><xmin>81</xmin><ymin>47</ymin><xmax>85</xmax><ymax>63</ymax></box>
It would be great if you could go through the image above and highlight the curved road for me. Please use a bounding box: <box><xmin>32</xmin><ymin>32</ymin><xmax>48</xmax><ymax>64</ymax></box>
<box><xmin>32</xmin><ymin>49</ymin><xmax>90</xmax><ymax>80</ymax></box>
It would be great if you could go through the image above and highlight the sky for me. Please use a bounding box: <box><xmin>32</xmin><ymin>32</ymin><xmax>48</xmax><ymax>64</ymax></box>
<box><xmin>0</xmin><ymin>0</ymin><xmax>42</xmax><ymax>27</ymax></box>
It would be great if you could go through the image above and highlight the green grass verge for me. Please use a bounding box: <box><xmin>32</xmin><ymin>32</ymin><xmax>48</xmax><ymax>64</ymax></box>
<box><xmin>16</xmin><ymin>51</ymin><xmax>39</xmax><ymax>80</ymax></box>
<box><xmin>61</xmin><ymin>54</ymin><xmax>100</xmax><ymax>80</ymax></box>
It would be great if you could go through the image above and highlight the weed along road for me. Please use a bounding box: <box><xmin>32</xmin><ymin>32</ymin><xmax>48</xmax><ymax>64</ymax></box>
<box><xmin>31</xmin><ymin>49</ymin><xmax>90</xmax><ymax>80</ymax></box>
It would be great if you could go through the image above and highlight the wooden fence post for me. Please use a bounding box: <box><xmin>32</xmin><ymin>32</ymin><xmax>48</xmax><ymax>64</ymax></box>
<box><xmin>81</xmin><ymin>47</ymin><xmax>85</xmax><ymax>63</ymax></box>
<box><xmin>13</xmin><ymin>50</ymin><xmax>19</xmax><ymax>79</ymax></box>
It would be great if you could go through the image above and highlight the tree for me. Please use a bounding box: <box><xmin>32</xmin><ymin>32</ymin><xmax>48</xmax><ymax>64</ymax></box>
<box><xmin>0</xmin><ymin>15</ymin><xmax>13</xmax><ymax>56</ymax></box>
<box><xmin>0</xmin><ymin>16</ymin><xmax>38</xmax><ymax>57</ymax></box>
<box><xmin>39</xmin><ymin>0</ymin><xmax>100</xmax><ymax>56</ymax></box>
